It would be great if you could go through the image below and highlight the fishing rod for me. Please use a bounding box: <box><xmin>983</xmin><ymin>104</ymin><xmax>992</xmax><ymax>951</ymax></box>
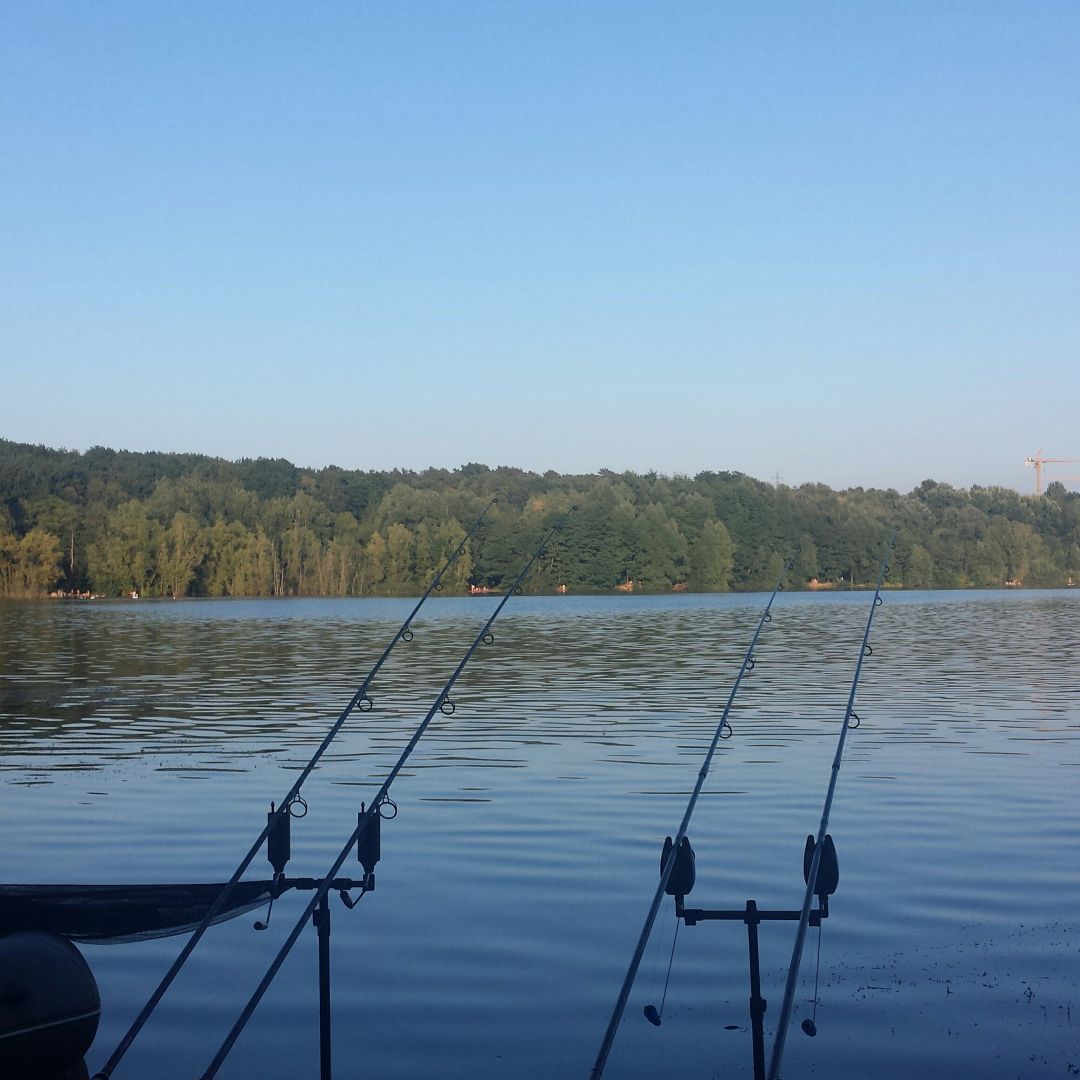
<box><xmin>91</xmin><ymin>496</ymin><xmax>497</xmax><ymax>1080</ymax></box>
<box><xmin>590</xmin><ymin>558</ymin><xmax>792</xmax><ymax>1080</ymax></box>
<box><xmin>195</xmin><ymin>511</ymin><xmax>573</xmax><ymax>1080</ymax></box>
<box><xmin>765</xmin><ymin>530</ymin><xmax>896</xmax><ymax>1080</ymax></box>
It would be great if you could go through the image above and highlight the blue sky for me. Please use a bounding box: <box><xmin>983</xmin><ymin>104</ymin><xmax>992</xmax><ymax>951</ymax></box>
<box><xmin>2</xmin><ymin>3</ymin><xmax>1077</xmax><ymax>493</ymax></box>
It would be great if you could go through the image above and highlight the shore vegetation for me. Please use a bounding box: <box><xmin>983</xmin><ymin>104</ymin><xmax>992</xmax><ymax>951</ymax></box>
<box><xmin>1</xmin><ymin>439</ymin><xmax>1077</xmax><ymax>598</ymax></box>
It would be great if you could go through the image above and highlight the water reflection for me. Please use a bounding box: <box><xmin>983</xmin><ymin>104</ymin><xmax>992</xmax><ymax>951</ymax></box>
<box><xmin>1</xmin><ymin>591</ymin><xmax>1079</xmax><ymax>1078</ymax></box>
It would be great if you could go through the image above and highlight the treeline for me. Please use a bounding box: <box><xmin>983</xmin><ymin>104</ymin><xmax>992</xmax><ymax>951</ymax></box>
<box><xmin>1</xmin><ymin>439</ymin><xmax>1078</xmax><ymax>598</ymax></box>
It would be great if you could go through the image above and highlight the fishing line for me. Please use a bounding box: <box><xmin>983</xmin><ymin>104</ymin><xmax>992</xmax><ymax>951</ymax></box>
<box><xmin>801</xmin><ymin>918</ymin><xmax>823</xmax><ymax>1038</ymax></box>
<box><xmin>766</xmin><ymin>530</ymin><xmax>896</xmax><ymax>1080</ymax></box>
<box><xmin>590</xmin><ymin>558</ymin><xmax>792</xmax><ymax>1079</ymax></box>
<box><xmin>91</xmin><ymin>497</ymin><xmax>497</xmax><ymax>1080</ymax></box>
<box><xmin>195</xmin><ymin>511</ymin><xmax>573</xmax><ymax>1080</ymax></box>
<box><xmin>644</xmin><ymin>917</ymin><xmax>680</xmax><ymax>1026</ymax></box>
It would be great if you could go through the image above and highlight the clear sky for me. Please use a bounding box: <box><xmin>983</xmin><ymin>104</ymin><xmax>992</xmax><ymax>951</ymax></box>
<box><xmin>2</xmin><ymin>3</ymin><xmax>1077</xmax><ymax>494</ymax></box>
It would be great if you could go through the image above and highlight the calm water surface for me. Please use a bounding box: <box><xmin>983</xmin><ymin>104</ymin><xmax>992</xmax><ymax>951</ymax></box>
<box><xmin>2</xmin><ymin>591</ymin><xmax>1078</xmax><ymax>1079</ymax></box>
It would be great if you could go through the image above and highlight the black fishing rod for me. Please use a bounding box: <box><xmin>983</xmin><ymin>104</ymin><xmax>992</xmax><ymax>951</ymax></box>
<box><xmin>590</xmin><ymin>559</ymin><xmax>792</xmax><ymax>1080</ymax></box>
<box><xmin>765</xmin><ymin>531</ymin><xmax>895</xmax><ymax>1080</ymax></box>
<box><xmin>91</xmin><ymin>497</ymin><xmax>496</xmax><ymax>1080</ymax></box>
<box><xmin>196</xmin><ymin>511</ymin><xmax>572</xmax><ymax>1080</ymax></box>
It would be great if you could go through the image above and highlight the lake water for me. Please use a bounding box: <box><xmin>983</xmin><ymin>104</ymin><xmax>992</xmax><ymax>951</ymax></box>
<box><xmin>2</xmin><ymin>590</ymin><xmax>1078</xmax><ymax>1079</ymax></box>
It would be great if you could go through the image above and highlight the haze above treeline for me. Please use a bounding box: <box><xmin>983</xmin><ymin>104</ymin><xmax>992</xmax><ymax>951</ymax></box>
<box><xmin>1</xmin><ymin>438</ymin><xmax>1077</xmax><ymax>600</ymax></box>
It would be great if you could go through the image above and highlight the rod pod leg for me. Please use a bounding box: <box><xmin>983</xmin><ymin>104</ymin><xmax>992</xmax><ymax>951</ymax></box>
<box><xmin>745</xmin><ymin>901</ymin><xmax>767</xmax><ymax>1080</ymax></box>
<box><xmin>314</xmin><ymin>891</ymin><xmax>332</xmax><ymax>1080</ymax></box>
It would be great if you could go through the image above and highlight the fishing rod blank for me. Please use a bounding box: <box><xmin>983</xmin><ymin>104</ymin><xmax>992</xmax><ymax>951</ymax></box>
<box><xmin>765</xmin><ymin>530</ymin><xmax>895</xmax><ymax>1080</ymax></box>
<box><xmin>196</xmin><ymin>512</ymin><xmax>571</xmax><ymax>1080</ymax></box>
<box><xmin>91</xmin><ymin>497</ymin><xmax>496</xmax><ymax>1080</ymax></box>
<box><xmin>590</xmin><ymin>560</ymin><xmax>792</xmax><ymax>1080</ymax></box>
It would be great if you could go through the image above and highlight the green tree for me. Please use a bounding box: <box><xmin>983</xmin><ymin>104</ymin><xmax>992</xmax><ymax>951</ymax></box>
<box><xmin>157</xmin><ymin>511</ymin><xmax>207</xmax><ymax>598</ymax></box>
<box><xmin>904</xmin><ymin>544</ymin><xmax>935</xmax><ymax>588</ymax></box>
<box><xmin>384</xmin><ymin>523</ymin><xmax>415</xmax><ymax>591</ymax></box>
<box><xmin>233</xmin><ymin>530</ymin><xmax>276</xmax><ymax>595</ymax></box>
<box><xmin>793</xmin><ymin>533</ymin><xmax>819</xmax><ymax>584</ymax></box>
<box><xmin>629</xmin><ymin>504</ymin><xmax>686</xmax><ymax>589</ymax></box>
<box><xmin>360</xmin><ymin>531</ymin><xmax>389</xmax><ymax>594</ymax></box>
<box><xmin>88</xmin><ymin>500</ymin><xmax>159</xmax><ymax>595</ymax></box>
<box><xmin>318</xmin><ymin>513</ymin><xmax>362</xmax><ymax>595</ymax></box>
<box><xmin>203</xmin><ymin>520</ymin><xmax>250</xmax><ymax>595</ymax></box>
<box><xmin>0</xmin><ymin>528</ymin><xmax>64</xmax><ymax>596</ymax></box>
<box><xmin>688</xmin><ymin>520</ymin><xmax>735</xmax><ymax>591</ymax></box>
<box><xmin>0</xmin><ymin>528</ymin><xmax>20</xmax><ymax>594</ymax></box>
<box><xmin>25</xmin><ymin>495</ymin><xmax>80</xmax><ymax>587</ymax></box>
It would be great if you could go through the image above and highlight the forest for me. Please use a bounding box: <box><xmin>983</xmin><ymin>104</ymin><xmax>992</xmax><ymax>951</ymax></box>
<box><xmin>1</xmin><ymin>438</ymin><xmax>1077</xmax><ymax>599</ymax></box>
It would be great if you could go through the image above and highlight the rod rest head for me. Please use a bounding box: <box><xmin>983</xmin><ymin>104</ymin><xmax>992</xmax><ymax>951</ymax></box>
<box><xmin>661</xmin><ymin>835</ymin><xmax>696</xmax><ymax>898</ymax></box>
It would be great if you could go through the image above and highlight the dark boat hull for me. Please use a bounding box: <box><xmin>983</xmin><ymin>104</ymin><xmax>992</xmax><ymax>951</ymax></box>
<box><xmin>0</xmin><ymin>881</ymin><xmax>274</xmax><ymax>944</ymax></box>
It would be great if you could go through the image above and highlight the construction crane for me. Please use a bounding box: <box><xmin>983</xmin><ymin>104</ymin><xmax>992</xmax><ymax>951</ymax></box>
<box><xmin>1024</xmin><ymin>450</ymin><xmax>1080</xmax><ymax>495</ymax></box>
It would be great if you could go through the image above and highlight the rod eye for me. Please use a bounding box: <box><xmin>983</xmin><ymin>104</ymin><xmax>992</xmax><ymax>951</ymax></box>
<box><xmin>847</xmin><ymin>711</ymin><xmax>861</xmax><ymax>729</ymax></box>
<box><xmin>401</xmin><ymin>628</ymin><xmax>414</xmax><ymax>642</ymax></box>
<box><xmin>440</xmin><ymin>698</ymin><xmax>456</xmax><ymax>716</ymax></box>
<box><xmin>482</xmin><ymin>632</ymin><xmax>495</xmax><ymax>645</ymax></box>
<box><xmin>357</xmin><ymin>694</ymin><xmax>373</xmax><ymax>712</ymax></box>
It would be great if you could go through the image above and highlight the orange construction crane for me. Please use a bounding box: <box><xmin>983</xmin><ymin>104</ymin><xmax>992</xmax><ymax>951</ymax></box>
<box><xmin>1024</xmin><ymin>449</ymin><xmax>1080</xmax><ymax>495</ymax></box>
